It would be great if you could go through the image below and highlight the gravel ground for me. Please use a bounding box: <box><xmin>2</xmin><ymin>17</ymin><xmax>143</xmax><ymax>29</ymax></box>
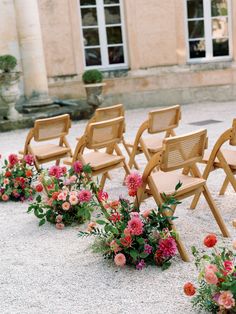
<box><xmin>0</xmin><ymin>101</ymin><xmax>236</xmax><ymax>314</ymax></box>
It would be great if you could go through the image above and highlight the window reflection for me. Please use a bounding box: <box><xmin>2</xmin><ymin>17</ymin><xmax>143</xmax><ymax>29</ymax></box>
<box><xmin>85</xmin><ymin>48</ymin><xmax>102</xmax><ymax>66</ymax></box>
<box><xmin>187</xmin><ymin>0</ymin><xmax>204</xmax><ymax>18</ymax></box>
<box><xmin>81</xmin><ymin>8</ymin><xmax>98</xmax><ymax>26</ymax></box>
<box><xmin>108</xmin><ymin>46</ymin><xmax>124</xmax><ymax>64</ymax></box>
<box><xmin>213</xmin><ymin>38</ymin><xmax>229</xmax><ymax>56</ymax></box>
<box><xmin>212</xmin><ymin>17</ymin><xmax>228</xmax><ymax>38</ymax></box>
<box><xmin>105</xmin><ymin>6</ymin><xmax>121</xmax><ymax>24</ymax></box>
<box><xmin>211</xmin><ymin>0</ymin><xmax>227</xmax><ymax>16</ymax></box>
<box><xmin>189</xmin><ymin>40</ymin><xmax>206</xmax><ymax>58</ymax></box>
<box><xmin>188</xmin><ymin>20</ymin><xmax>205</xmax><ymax>38</ymax></box>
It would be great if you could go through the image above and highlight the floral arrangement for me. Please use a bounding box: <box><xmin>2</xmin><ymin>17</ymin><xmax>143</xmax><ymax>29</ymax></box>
<box><xmin>79</xmin><ymin>172</ymin><xmax>180</xmax><ymax>270</ymax></box>
<box><xmin>0</xmin><ymin>154</ymin><xmax>36</xmax><ymax>201</ymax></box>
<box><xmin>27</xmin><ymin>162</ymin><xmax>100</xmax><ymax>229</ymax></box>
<box><xmin>184</xmin><ymin>234</ymin><xmax>236</xmax><ymax>313</ymax></box>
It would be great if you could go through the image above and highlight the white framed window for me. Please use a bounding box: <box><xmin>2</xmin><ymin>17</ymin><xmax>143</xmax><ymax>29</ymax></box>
<box><xmin>79</xmin><ymin>0</ymin><xmax>128</xmax><ymax>69</ymax></box>
<box><xmin>185</xmin><ymin>0</ymin><xmax>232</xmax><ymax>62</ymax></box>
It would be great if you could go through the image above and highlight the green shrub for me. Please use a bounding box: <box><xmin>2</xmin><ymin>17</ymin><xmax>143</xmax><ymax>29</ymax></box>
<box><xmin>82</xmin><ymin>69</ymin><xmax>103</xmax><ymax>84</ymax></box>
<box><xmin>0</xmin><ymin>55</ymin><xmax>17</xmax><ymax>72</ymax></box>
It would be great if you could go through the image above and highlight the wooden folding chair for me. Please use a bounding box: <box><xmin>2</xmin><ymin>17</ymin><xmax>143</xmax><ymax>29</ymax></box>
<box><xmin>86</xmin><ymin>104</ymin><xmax>139</xmax><ymax>170</ymax></box>
<box><xmin>21</xmin><ymin>114</ymin><xmax>72</xmax><ymax>170</ymax></box>
<box><xmin>136</xmin><ymin>129</ymin><xmax>230</xmax><ymax>262</ymax></box>
<box><xmin>128</xmin><ymin>105</ymin><xmax>181</xmax><ymax>169</ymax></box>
<box><xmin>64</xmin><ymin>116</ymin><xmax>131</xmax><ymax>189</ymax></box>
<box><xmin>191</xmin><ymin>119</ymin><xmax>236</xmax><ymax>209</ymax></box>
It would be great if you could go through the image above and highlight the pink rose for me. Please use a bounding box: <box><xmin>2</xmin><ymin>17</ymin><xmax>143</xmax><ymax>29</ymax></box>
<box><xmin>205</xmin><ymin>264</ymin><xmax>218</xmax><ymax>273</ymax></box>
<box><xmin>56</xmin><ymin>215</ymin><xmax>63</xmax><ymax>223</ymax></box>
<box><xmin>114</xmin><ymin>253</ymin><xmax>126</xmax><ymax>267</ymax></box>
<box><xmin>69</xmin><ymin>194</ymin><xmax>78</xmax><ymax>205</ymax></box>
<box><xmin>62</xmin><ymin>202</ymin><xmax>70</xmax><ymax>211</ymax></box>
<box><xmin>127</xmin><ymin>217</ymin><xmax>143</xmax><ymax>236</ymax></box>
<box><xmin>55</xmin><ymin>223</ymin><xmax>65</xmax><ymax>230</ymax></box>
<box><xmin>218</xmin><ymin>291</ymin><xmax>235</xmax><ymax>309</ymax></box>
<box><xmin>205</xmin><ymin>271</ymin><xmax>218</xmax><ymax>285</ymax></box>
<box><xmin>3</xmin><ymin>178</ymin><xmax>9</xmax><ymax>185</ymax></box>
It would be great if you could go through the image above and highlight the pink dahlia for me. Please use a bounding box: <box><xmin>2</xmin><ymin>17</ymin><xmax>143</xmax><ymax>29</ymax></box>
<box><xmin>127</xmin><ymin>217</ymin><xmax>143</xmax><ymax>236</ymax></box>
<box><xmin>158</xmin><ymin>237</ymin><xmax>177</xmax><ymax>257</ymax></box>
<box><xmin>78</xmin><ymin>190</ymin><xmax>92</xmax><ymax>203</ymax></box>
<box><xmin>73</xmin><ymin>161</ymin><xmax>83</xmax><ymax>173</ymax></box>
<box><xmin>125</xmin><ymin>172</ymin><xmax>142</xmax><ymax>193</ymax></box>
<box><xmin>24</xmin><ymin>154</ymin><xmax>34</xmax><ymax>165</ymax></box>
<box><xmin>49</xmin><ymin>165</ymin><xmax>63</xmax><ymax>179</ymax></box>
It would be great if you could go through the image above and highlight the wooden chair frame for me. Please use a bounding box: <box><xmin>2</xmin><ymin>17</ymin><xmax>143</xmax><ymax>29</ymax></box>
<box><xmin>190</xmin><ymin>119</ymin><xmax>236</xmax><ymax>209</ymax></box>
<box><xmin>136</xmin><ymin>129</ymin><xmax>230</xmax><ymax>262</ymax></box>
<box><xmin>128</xmin><ymin>105</ymin><xmax>181</xmax><ymax>169</ymax></box>
<box><xmin>22</xmin><ymin>114</ymin><xmax>72</xmax><ymax>170</ymax></box>
<box><xmin>64</xmin><ymin>116</ymin><xmax>131</xmax><ymax>189</ymax></box>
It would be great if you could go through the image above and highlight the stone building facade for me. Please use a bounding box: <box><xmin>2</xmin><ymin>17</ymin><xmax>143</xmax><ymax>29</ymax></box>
<box><xmin>1</xmin><ymin>0</ymin><xmax>236</xmax><ymax>109</ymax></box>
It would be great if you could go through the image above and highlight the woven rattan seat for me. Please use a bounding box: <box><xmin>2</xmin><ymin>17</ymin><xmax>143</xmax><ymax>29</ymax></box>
<box><xmin>30</xmin><ymin>144</ymin><xmax>71</xmax><ymax>160</ymax></box>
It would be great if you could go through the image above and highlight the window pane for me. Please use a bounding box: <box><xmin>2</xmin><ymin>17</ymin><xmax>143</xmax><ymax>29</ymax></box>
<box><xmin>106</xmin><ymin>26</ymin><xmax>123</xmax><ymax>44</ymax></box>
<box><xmin>187</xmin><ymin>0</ymin><xmax>204</xmax><ymax>18</ymax></box>
<box><xmin>212</xmin><ymin>17</ymin><xmax>228</xmax><ymax>38</ymax></box>
<box><xmin>80</xmin><ymin>0</ymin><xmax>96</xmax><ymax>5</ymax></box>
<box><xmin>83</xmin><ymin>28</ymin><xmax>100</xmax><ymax>46</ymax></box>
<box><xmin>81</xmin><ymin>8</ymin><xmax>97</xmax><ymax>26</ymax></box>
<box><xmin>104</xmin><ymin>0</ymin><xmax>120</xmax><ymax>4</ymax></box>
<box><xmin>189</xmin><ymin>40</ymin><xmax>206</xmax><ymax>58</ymax></box>
<box><xmin>108</xmin><ymin>46</ymin><xmax>124</xmax><ymax>64</ymax></box>
<box><xmin>105</xmin><ymin>6</ymin><xmax>121</xmax><ymax>24</ymax></box>
<box><xmin>211</xmin><ymin>0</ymin><xmax>228</xmax><ymax>16</ymax></box>
<box><xmin>213</xmin><ymin>38</ymin><xmax>229</xmax><ymax>56</ymax></box>
<box><xmin>85</xmin><ymin>48</ymin><xmax>101</xmax><ymax>66</ymax></box>
<box><xmin>188</xmin><ymin>20</ymin><xmax>204</xmax><ymax>38</ymax></box>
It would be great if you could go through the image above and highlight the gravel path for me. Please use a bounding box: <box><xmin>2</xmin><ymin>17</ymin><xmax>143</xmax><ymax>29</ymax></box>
<box><xmin>1</xmin><ymin>101</ymin><xmax>236</xmax><ymax>314</ymax></box>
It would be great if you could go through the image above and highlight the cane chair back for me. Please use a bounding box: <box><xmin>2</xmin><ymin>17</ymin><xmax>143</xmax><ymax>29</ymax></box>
<box><xmin>21</xmin><ymin>114</ymin><xmax>72</xmax><ymax>170</ymax></box>
<box><xmin>94</xmin><ymin>104</ymin><xmax>125</xmax><ymax>122</ymax></box>
<box><xmin>128</xmin><ymin>105</ymin><xmax>181</xmax><ymax>169</ymax></box>
<box><xmin>64</xmin><ymin>116</ymin><xmax>130</xmax><ymax>189</ymax></box>
<box><xmin>229</xmin><ymin>119</ymin><xmax>236</xmax><ymax>146</ymax></box>
<box><xmin>137</xmin><ymin>129</ymin><xmax>229</xmax><ymax>262</ymax></box>
<box><xmin>86</xmin><ymin>116</ymin><xmax>124</xmax><ymax>149</ymax></box>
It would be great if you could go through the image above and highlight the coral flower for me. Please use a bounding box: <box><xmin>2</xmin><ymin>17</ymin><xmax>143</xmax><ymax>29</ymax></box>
<box><xmin>125</xmin><ymin>172</ymin><xmax>142</xmax><ymax>192</ymax></box>
<box><xmin>78</xmin><ymin>190</ymin><xmax>92</xmax><ymax>203</ymax></box>
<box><xmin>55</xmin><ymin>223</ymin><xmax>65</xmax><ymax>230</ymax></box>
<box><xmin>205</xmin><ymin>271</ymin><xmax>218</xmax><ymax>285</ymax></box>
<box><xmin>109</xmin><ymin>212</ymin><xmax>121</xmax><ymax>223</ymax></box>
<box><xmin>8</xmin><ymin>154</ymin><xmax>18</xmax><ymax>166</ymax></box>
<box><xmin>203</xmin><ymin>234</ymin><xmax>217</xmax><ymax>248</ymax></box>
<box><xmin>120</xmin><ymin>235</ymin><xmax>132</xmax><ymax>248</ymax></box>
<box><xmin>25</xmin><ymin>170</ymin><xmax>33</xmax><ymax>177</ymax></box>
<box><xmin>158</xmin><ymin>237</ymin><xmax>177</xmax><ymax>257</ymax></box>
<box><xmin>218</xmin><ymin>291</ymin><xmax>235</xmax><ymax>309</ymax></box>
<box><xmin>5</xmin><ymin>171</ymin><xmax>12</xmax><ymax>177</ymax></box>
<box><xmin>127</xmin><ymin>217</ymin><xmax>143</xmax><ymax>236</ymax></box>
<box><xmin>35</xmin><ymin>184</ymin><xmax>43</xmax><ymax>193</ymax></box>
<box><xmin>2</xmin><ymin>194</ymin><xmax>9</xmax><ymax>201</ymax></box>
<box><xmin>24</xmin><ymin>154</ymin><xmax>34</xmax><ymax>165</ymax></box>
<box><xmin>114</xmin><ymin>253</ymin><xmax>126</xmax><ymax>267</ymax></box>
<box><xmin>62</xmin><ymin>202</ymin><xmax>70</xmax><ymax>211</ymax></box>
<box><xmin>87</xmin><ymin>222</ymin><xmax>96</xmax><ymax>232</ymax></box>
<box><xmin>183</xmin><ymin>282</ymin><xmax>196</xmax><ymax>296</ymax></box>
<box><xmin>73</xmin><ymin>161</ymin><xmax>83</xmax><ymax>173</ymax></box>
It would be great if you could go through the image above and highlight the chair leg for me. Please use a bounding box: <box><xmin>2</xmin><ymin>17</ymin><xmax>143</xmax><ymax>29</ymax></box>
<box><xmin>202</xmin><ymin>185</ymin><xmax>230</xmax><ymax>237</ymax></box>
<box><xmin>171</xmin><ymin>224</ymin><xmax>190</xmax><ymax>262</ymax></box>
<box><xmin>56</xmin><ymin>159</ymin><xmax>60</xmax><ymax>166</ymax></box>
<box><xmin>99</xmin><ymin>173</ymin><xmax>108</xmax><ymax>190</ymax></box>
<box><xmin>190</xmin><ymin>192</ymin><xmax>201</xmax><ymax>209</ymax></box>
<box><xmin>122</xmin><ymin>140</ymin><xmax>140</xmax><ymax>170</ymax></box>
<box><xmin>219</xmin><ymin>177</ymin><xmax>229</xmax><ymax>195</ymax></box>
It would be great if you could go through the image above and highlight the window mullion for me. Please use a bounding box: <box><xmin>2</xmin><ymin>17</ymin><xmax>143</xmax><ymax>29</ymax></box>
<box><xmin>204</xmin><ymin>0</ymin><xmax>213</xmax><ymax>59</ymax></box>
<box><xmin>97</xmin><ymin>0</ymin><xmax>109</xmax><ymax>67</ymax></box>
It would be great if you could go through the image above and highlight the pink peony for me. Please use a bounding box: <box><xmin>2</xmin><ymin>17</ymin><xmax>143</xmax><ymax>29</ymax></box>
<box><xmin>69</xmin><ymin>194</ymin><xmax>78</xmax><ymax>205</ymax></box>
<box><xmin>56</xmin><ymin>215</ymin><xmax>63</xmax><ymax>223</ymax></box>
<box><xmin>2</xmin><ymin>194</ymin><xmax>9</xmax><ymax>201</ymax></box>
<box><xmin>205</xmin><ymin>271</ymin><xmax>218</xmax><ymax>285</ymax></box>
<box><xmin>218</xmin><ymin>291</ymin><xmax>235</xmax><ymax>309</ymax></box>
<box><xmin>127</xmin><ymin>217</ymin><xmax>143</xmax><ymax>236</ymax></box>
<box><xmin>3</xmin><ymin>178</ymin><xmax>9</xmax><ymax>185</ymax></box>
<box><xmin>57</xmin><ymin>191</ymin><xmax>68</xmax><ymax>201</ymax></box>
<box><xmin>62</xmin><ymin>202</ymin><xmax>70</xmax><ymax>211</ymax></box>
<box><xmin>125</xmin><ymin>172</ymin><xmax>142</xmax><ymax>193</ymax></box>
<box><xmin>114</xmin><ymin>253</ymin><xmax>126</xmax><ymax>267</ymax></box>
<box><xmin>49</xmin><ymin>165</ymin><xmax>63</xmax><ymax>179</ymax></box>
<box><xmin>24</xmin><ymin>154</ymin><xmax>34</xmax><ymax>165</ymax></box>
<box><xmin>55</xmin><ymin>223</ymin><xmax>65</xmax><ymax>230</ymax></box>
<box><xmin>8</xmin><ymin>154</ymin><xmax>18</xmax><ymax>166</ymax></box>
<box><xmin>73</xmin><ymin>161</ymin><xmax>83</xmax><ymax>173</ymax></box>
<box><xmin>158</xmin><ymin>237</ymin><xmax>177</xmax><ymax>257</ymax></box>
<box><xmin>205</xmin><ymin>264</ymin><xmax>218</xmax><ymax>273</ymax></box>
<box><xmin>78</xmin><ymin>190</ymin><xmax>92</xmax><ymax>203</ymax></box>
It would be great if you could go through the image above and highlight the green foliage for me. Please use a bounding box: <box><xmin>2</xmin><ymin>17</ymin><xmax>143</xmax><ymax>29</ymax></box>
<box><xmin>82</xmin><ymin>69</ymin><xmax>103</xmax><ymax>84</ymax></box>
<box><xmin>0</xmin><ymin>55</ymin><xmax>17</xmax><ymax>73</ymax></box>
<box><xmin>192</xmin><ymin>281</ymin><xmax>218</xmax><ymax>313</ymax></box>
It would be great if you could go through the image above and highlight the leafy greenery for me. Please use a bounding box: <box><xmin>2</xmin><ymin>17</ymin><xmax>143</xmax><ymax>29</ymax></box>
<box><xmin>82</xmin><ymin>69</ymin><xmax>103</xmax><ymax>84</ymax></box>
<box><xmin>0</xmin><ymin>55</ymin><xmax>17</xmax><ymax>73</ymax></box>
